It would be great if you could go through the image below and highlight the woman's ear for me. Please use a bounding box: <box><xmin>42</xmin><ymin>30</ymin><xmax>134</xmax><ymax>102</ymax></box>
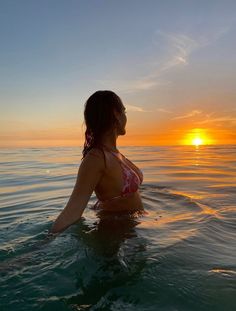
<box><xmin>113</xmin><ymin>108</ymin><xmax>120</xmax><ymax>119</ymax></box>
<box><xmin>113</xmin><ymin>108</ymin><xmax>124</xmax><ymax>131</ymax></box>
<box><xmin>112</xmin><ymin>109</ymin><xmax>120</xmax><ymax>126</ymax></box>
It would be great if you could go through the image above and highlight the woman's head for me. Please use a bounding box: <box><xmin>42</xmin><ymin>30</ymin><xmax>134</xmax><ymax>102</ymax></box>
<box><xmin>82</xmin><ymin>90</ymin><xmax>127</xmax><ymax>159</ymax></box>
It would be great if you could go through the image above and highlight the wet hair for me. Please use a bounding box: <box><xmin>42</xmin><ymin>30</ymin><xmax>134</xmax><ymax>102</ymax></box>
<box><xmin>81</xmin><ymin>90</ymin><xmax>124</xmax><ymax>161</ymax></box>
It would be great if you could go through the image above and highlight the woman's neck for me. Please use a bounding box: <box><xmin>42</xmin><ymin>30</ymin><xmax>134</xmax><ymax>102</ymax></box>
<box><xmin>101</xmin><ymin>133</ymin><xmax>118</xmax><ymax>152</ymax></box>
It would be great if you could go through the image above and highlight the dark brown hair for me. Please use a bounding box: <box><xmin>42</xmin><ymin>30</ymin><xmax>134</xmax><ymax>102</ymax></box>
<box><xmin>81</xmin><ymin>90</ymin><xmax>124</xmax><ymax>161</ymax></box>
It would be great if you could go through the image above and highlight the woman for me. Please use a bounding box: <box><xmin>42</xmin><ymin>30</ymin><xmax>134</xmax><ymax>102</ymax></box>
<box><xmin>48</xmin><ymin>90</ymin><xmax>144</xmax><ymax>235</ymax></box>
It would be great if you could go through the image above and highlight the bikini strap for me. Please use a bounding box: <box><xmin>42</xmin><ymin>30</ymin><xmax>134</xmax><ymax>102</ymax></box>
<box><xmin>100</xmin><ymin>146</ymin><xmax>131</xmax><ymax>171</ymax></box>
<box><xmin>101</xmin><ymin>145</ymin><xmax>121</xmax><ymax>167</ymax></box>
<box><xmin>101</xmin><ymin>148</ymin><xmax>107</xmax><ymax>169</ymax></box>
<box><xmin>110</xmin><ymin>151</ymin><xmax>142</xmax><ymax>182</ymax></box>
<box><xmin>109</xmin><ymin>150</ymin><xmax>123</xmax><ymax>163</ymax></box>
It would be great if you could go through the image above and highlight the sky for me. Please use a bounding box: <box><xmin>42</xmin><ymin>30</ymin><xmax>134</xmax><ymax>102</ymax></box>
<box><xmin>1</xmin><ymin>0</ymin><xmax>236</xmax><ymax>147</ymax></box>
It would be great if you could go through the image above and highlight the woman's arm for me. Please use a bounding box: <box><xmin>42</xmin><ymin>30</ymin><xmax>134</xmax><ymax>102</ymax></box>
<box><xmin>48</xmin><ymin>149</ymin><xmax>105</xmax><ymax>234</ymax></box>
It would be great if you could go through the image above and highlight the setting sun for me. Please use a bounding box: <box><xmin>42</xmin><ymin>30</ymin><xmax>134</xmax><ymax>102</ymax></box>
<box><xmin>192</xmin><ymin>137</ymin><xmax>203</xmax><ymax>146</ymax></box>
<box><xmin>181</xmin><ymin>128</ymin><xmax>215</xmax><ymax>146</ymax></box>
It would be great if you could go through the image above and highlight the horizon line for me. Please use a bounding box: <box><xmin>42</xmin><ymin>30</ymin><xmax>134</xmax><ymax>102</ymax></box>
<box><xmin>1</xmin><ymin>143</ymin><xmax>235</xmax><ymax>150</ymax></box>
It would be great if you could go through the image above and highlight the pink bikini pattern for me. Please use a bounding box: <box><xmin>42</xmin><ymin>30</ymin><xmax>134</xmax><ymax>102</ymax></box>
<box><xmin>93</xmin><ymin>149</ymin><xmax>143</xmax><ymax>207</ymax></box>
<box><xmin>111</xmin><ymin>151</ymin><xmax>143</xmax><ymax>196</ymax></box>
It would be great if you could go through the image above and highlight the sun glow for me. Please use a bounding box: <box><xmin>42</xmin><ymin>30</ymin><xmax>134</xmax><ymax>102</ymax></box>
<box><xmin>182</xmin><ymin>128</ymin><xmax>214</xmax><ymax>146</ymax></box>
<box><xmin>192</xmin><ymin>137</ymin><xmax>203</xmax><ymax>146</ymax></box>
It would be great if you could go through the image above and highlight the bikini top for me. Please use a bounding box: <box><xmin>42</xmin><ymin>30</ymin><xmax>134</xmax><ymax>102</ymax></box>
<box><xmin>94</xmin><ymin>147</ymin><xmax>143</xmax><ymax>206</ymax></box>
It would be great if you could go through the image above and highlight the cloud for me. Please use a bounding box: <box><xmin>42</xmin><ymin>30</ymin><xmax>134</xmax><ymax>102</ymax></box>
<box><xmin>196</xmin><ymin>115</ymin><xmax>236</xmax><ymax>125</ymax></box>
<box><xmin>97</xmin><ymin>26</ymin><xmax>231</xmax><ymax>94</ymax></box>
<box><xmin>146</xmin><ymin>26</ymin><xmax>230</xmax><ymax>79</ymax></box>
<box><xmin>156</xmin><ymin>108</ymin><xmax>173</xmax><ymax>114</ymax></box>
<box><xmin>123</xmin><ymin>104</ymin><xmax>172</xmax><ymax>113</ymax></box>
<box><xmin>187</xmin><ymin>109</ymin><xmax>236</xmax><ymax>125</ymax></box>
<box><xmin>125</xmin><ymin>104</ymin><xmax>152</xmax><ymax>112</ymax></box>
<box><xmin>172</xmin><ymin>110</ymin><xmax>202</xmax><ymax>120</ymax></box>
<box><xmin>144</xmin><ymin>27</ymin><xmax>231</xmax><ymax>88</ymax></box>
<box><xmin>125</xmin><ymin>105</ymin><xmax>173</xmax><ymax>114</ymax></box>
<box><xmin>96</xmin><ymin>31</ymin><xmax>199</xmax><ymax>93</ymax></box>
<box><xmin>171</xmin><ymin>109</ymin><xmax>236</xmax><ymax>126</ymax></box>
<box><xmin>152</xmin><ymin>31</ymin><xmax>199</xmax><ymax>73</ymax></box>
<box><xmin>97</xmin><ymin>78</ymin><xmax>171</xmax><ymax>94</ymax></box>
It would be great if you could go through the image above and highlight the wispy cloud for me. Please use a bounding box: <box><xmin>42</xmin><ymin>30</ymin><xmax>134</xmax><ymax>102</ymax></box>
<box><xmin>196</xmin><ymin>115</ymin><xmax>236</xmax><ymax>125</ymax></box>
<box><xmin>145</xmin><ymin>26</ymin><xmax>230</xmax><ymax>79</ymax></box>
<box><xmin>171</xmin><ymin>109</ymin><xmax>236</xmax><ymax>125</ymax></box>
<box><xmin>172</xmin><ymin>110</ymin><xmax>202</xmax><ymax>120</ymax></box>
<box><xmin>171</xmin><ymin>110</ymin><xmax>236</xmax><ymax>126</ymax></box>
<box><xmin>126</xmin><ymin>104</ymin><xmax>152</xmax><ymax>112</ymax></box>
<box><xmin>97</xmin><ymin>26</ymin><xmax>230</xmax><ymax>94</ymax></box>
<box><xmin>97</xmin><ymin>78</ymin><xmax>171</xmax><ymax>94</ymax></box>
<box><xmin>149</xmin><ymin>32</ymin><xmax>199</xmax><ymax>74</ymax></box>
<box><xmin>125</xmin><ymin>105</ymin><xmax>173</xmax><ymax>113</ymax></box>
<box><xmin>156</xmin><ymin>108</ymin><xmax>173</xmax><ymax>114</ymax></box>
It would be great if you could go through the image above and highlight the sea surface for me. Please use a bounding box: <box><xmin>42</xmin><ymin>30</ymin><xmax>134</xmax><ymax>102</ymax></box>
<box><xmin>0</xmin><ymin>145</ymin><xmax>235</xmax><ymax>311</ymax></box>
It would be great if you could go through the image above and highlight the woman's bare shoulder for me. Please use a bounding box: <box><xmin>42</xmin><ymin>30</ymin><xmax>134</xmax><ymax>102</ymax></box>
<box><xmin>84</xmin><ymin>147</ymin><xmax>106</xmax><ymax>169</ymax></box>
<box><xmin>87</xmin><ymin>147</ymin><xmax>104</xmax><ymax>159</ymax></box>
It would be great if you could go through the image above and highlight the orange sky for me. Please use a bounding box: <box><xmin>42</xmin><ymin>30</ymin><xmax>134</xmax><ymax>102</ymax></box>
<box><xmin>0</xmin><ymin>119</ymin><xmax>235</xmax><ymax>148</ymax></box>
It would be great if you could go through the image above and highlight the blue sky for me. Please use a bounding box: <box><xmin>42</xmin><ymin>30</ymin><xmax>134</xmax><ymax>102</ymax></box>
<box><xmin>1</xmin><ymin>0</ymin><xmax>236</xmax><ymax>146</ymax></box>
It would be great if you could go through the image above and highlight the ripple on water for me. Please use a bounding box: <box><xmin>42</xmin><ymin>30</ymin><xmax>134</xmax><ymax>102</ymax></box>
<box><xmin>0</xmin><ymin>145</ymin><xmax>236</xmax><ymax>311</ymax></box>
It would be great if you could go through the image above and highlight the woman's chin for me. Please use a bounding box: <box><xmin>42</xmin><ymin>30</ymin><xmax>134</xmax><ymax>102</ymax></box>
<box><xmin>117</xmin><ymin>127</ymin><xmax>126</xmax><ymax>136</ymax></box>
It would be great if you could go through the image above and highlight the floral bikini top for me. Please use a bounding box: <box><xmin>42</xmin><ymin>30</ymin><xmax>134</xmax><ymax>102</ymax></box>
<box><xmin>93</xmin><ymin>147</ymin><xmax>143</xmax><ymax>207</ymax></box>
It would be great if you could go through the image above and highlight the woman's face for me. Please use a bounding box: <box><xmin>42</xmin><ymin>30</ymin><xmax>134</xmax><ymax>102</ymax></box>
<box><xmin>114</xmin><ymin>104</ymin><xmax>127</xmax><ymax>135</ymax></box>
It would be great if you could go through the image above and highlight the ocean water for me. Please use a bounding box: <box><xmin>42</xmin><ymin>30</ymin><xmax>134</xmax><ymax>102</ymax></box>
<box><xmin>0</xmin><ymin>145</ymin><xmax>235</xmax><ymax>311</ymax></box>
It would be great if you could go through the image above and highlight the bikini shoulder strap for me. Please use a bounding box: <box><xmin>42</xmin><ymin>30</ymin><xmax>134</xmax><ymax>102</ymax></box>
<box><xmin>101</xmin><ymin>148</ymin><xmax>107</xmax><ymax>169</ymax></box>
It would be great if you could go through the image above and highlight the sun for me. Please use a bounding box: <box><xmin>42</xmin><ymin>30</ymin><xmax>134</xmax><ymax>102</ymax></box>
<box><xmin>181</xmin><ymin>128</ymin><xmax>214</xmax><ymax>146</ymax></box>
<box><xmin>192</xmin><ymin>137</ymin><xmax>203</xmax><ymax>146</ymax></box>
